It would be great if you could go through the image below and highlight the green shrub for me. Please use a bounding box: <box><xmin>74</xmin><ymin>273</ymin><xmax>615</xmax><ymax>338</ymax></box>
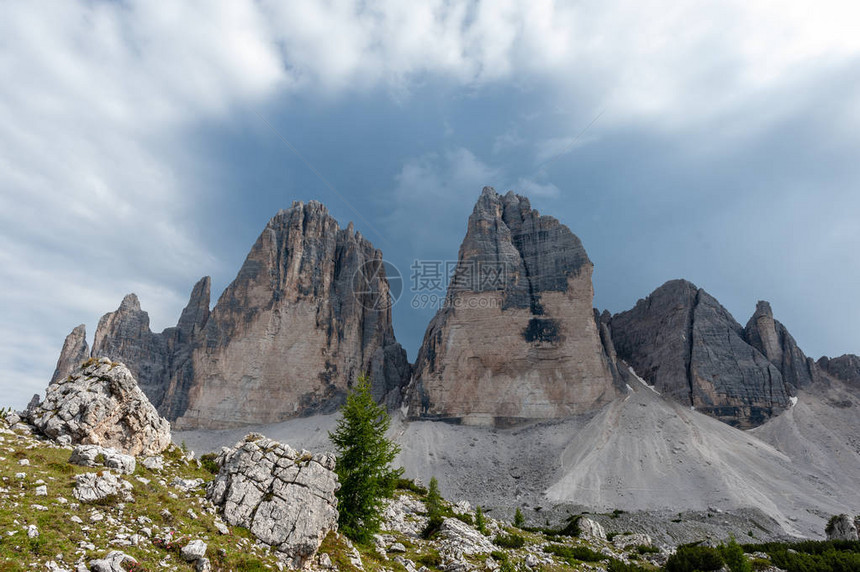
<box><xmin>494</xmin><ymin>533</ymin><xmax>526</xmax><ymax>549</ymax></box>
<box><xmin>490</xmin><ymin>551</ymin><xmax>508</xmax><ymax>562</ymax></box>
<box><xmin>416</xmin><ymin>552</ymin><xmax>442</xmax><ymax>567</ymax></box>
<box><xmin>665</xmin><ymin>544</ymin><xmax>724</xmax><ymax>572</ymax></box>
<box><xmin>199</xmin><ymin>453</ymin><xmax>219</xmax><ymax>475</ymax></box>
<box><xmin>395</xmin><ymin>478</ymin><xmax>428</xmax><ymax>496</ymax></box>
<box><xmin>544</xmin><ymin>543</ymin><xmax>605</xmax><ymax>563</ymax></box>
<box><xmin>825</xmin><ymin>514</ymin><xmax>844</xmax><ymax>537</ymax></box>
<box><xmin>454</xmin><ymin>512</ymin><xmax>474</xmax><ymax>526</ymax></box>
<box><xmin>718</xmin><ymin>536</ymin><xmax>751</xmax><ymax>572</ymax></box>
<box><xmin>556</xmin><ymin>515</ymin><xmax>582</xmax><ymax>537</ymax></box>
<box><xmin>636</xmin><ymin>544</ymin><xmax>659</xmax><ymax>554</ymax></box>
<box><xmin>741</xmin><ymin>539</ymin><xmax>860</xmax><ymax>572</ymax></box>
<box><xmin>607</xmin><ymin>559</ymin><xmax>648</xmax><ymax>572</ymax></box>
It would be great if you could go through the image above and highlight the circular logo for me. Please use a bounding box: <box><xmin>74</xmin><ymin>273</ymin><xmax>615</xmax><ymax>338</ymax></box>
<box><xmin>352</xmin><ymin>259</ymin><xmax>403</xmax><ymax>310</ymax></box>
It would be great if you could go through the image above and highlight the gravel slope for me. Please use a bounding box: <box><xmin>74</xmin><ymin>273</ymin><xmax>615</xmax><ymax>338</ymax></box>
<box><xmin>175</xmin><ymin>374</ymin><xmax>860</xmax><ymax>542</ymax></box>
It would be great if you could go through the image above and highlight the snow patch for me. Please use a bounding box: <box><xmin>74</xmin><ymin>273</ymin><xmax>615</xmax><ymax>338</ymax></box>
<box><xmin>789</xmin><ymin>396</ymin><xmax>798</xmax><ymax>407</ymax></box>
<box><xmin>627</xmin><ymin>366</ymin><xmax>661</xmax><ymax>395</ymax></box>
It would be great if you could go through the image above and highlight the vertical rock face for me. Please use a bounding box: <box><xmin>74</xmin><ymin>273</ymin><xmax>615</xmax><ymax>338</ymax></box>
<box><xmin>744</xmin><ymin>300</ymin><xmax>817</xmax><ymax>392</ymax></box>
<box><xmin>818</xmin><ymin>354</ymin><xmax>860</xmax><ymax>385</ymax></box>
<box><xmin>175</xmin><ymin>201</ymin><xmax>410</xmax><ymax>428</ymax></box>
<box><xmin>408</xmin><ymin>187</ymin><xmax>618</xmax><ymax>426</ymax></box>
<box><xmin>51</xmin><ymin>324</ymin><xmax>89</xmax><ymax>384</ymax></box>
<box><xmin>55</xmin><ymin>201</ymin><xmax>409</xmax><ymax>429</ymax></box>
<box><xmin>610</xmin><ymin>280</ymin><xmax>790</xmax><ymax>427</ymax></box>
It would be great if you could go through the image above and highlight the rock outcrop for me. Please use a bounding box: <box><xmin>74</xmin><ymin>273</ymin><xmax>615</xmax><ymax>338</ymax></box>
<box><xmin>826</xmin><ymin>514</ymin><xmax>860</xmax><ymax>541</ymax></box>
<box><xmin>818</xmin><ymin>354</ymin><xmax>860</xmax><ymax>386</ymax></box>
<box><xmin>25</xmin><ymin>358</ymin><xmax>172</xmax><ymax>455</ymax></box>
<box><xmin>207</xmin><ymin>434</ymin><xmax>339</xmax><ymax>568</ymax></box>
<box><xmin>69</xmin><ymin>444</ymin><xmax>136</xmax><ymax>474</ymax></box>
<box><xmin>408</xmin><ymin>188</ymin><xmax>619</xmax><ymax>425</ymax></box>
<box><xmin>54</xmin><ymin>201</ymin><xmax>410</xmax><ymax>429</ymax></box>
<box><xmin>609</xmin><ymin>280</ymin><xmax>790</xmax><ymax>427</ymax></box>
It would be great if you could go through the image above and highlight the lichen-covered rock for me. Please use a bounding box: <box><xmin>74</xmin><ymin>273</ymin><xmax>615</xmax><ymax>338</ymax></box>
<box><xmin>612</xmin><ymin>533</ymin><xmax>652</xmax><ymax>550</ymax></box>
<box><xmin>69</xmin><ymin>445</ymin><xmax>136</xmax><ymax>474</ymax></box>
<box><xmin>409</xmin><ymin>187</ymin><xmax>618</xmax><ymax>426</ymax></box>
<box><xmin>88</xmin><ymin>550</ymin><xmax>137</xmax><ymax>572</ymax></box>
<box><xmin>207</xmin><ymin>434</ymin><xmax>339</xmax><ymax>568</ymax></box>
<box><xmin>826</xmin><ymin>514</ymin><xmax>860</xmax><ymax>541</ymax></box>
<box><xmin>610</xmin><ymin>280</ymin><xmax>791</xmax><ymax>427</ymax></box>
<box><xmin>181</xmin><ymin>539</ymin><xmax>207</xmax><ymax>562</ymax></box>
<box><xmin>578</xmin><ymin>517</ymin><xmax>606</xmax><ymax>541</ymax></box>
<box><xmin>25</xmin><ymin>358</ymin><xmax>171</xmax><ymax>455</ymax></box>
<box><xmin>73</xmin><ymin>471</ymin><xmax>123</xmax><ymax>503</ymax></box>
<box><xmin>437</xmin><ymin>517</ymin><xmax>495</xmax><ymax>557</ymax></box>
<box><xmin>382</xmin><ymin>494</ymin><xmax>429</xmax><ymax>536</ymax></box>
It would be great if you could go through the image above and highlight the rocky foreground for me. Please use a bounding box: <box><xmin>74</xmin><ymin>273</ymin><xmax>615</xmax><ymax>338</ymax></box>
<box><xmin>0</xmin><ymin>407</ymin><xmax>684</xmax><ymax>572</ymax></box>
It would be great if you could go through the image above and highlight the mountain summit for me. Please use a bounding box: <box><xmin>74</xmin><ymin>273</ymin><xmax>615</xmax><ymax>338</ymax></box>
<box><xmin>407</xmin><ymin>187</ymin><xmax>620</xmax><ymax>425</ymax></box>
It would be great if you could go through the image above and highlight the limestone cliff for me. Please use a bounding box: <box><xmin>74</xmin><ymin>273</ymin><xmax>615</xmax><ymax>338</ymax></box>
<box><xmin>609</xmin><ymin>280</ymin><xmax>791</xmax><ymax>427</ymax></box>
<box><xmin>174</xmin><ymin>201</ymin><xmax>410</xmax><ymax>428</ymax></box>
<box><xmin>408</xmin><ymin>187</ymin><xmax>619</xmax><ymax>426</ymax></box>
<box><xmin>53</xmin><ymin>201</ymin><xmax>410</xmax><ymax>428</ymax></box>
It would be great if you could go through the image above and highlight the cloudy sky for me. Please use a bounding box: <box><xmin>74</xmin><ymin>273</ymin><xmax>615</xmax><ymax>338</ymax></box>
<box><xmin>2</xmin><ymin>1</ymin><xmax>859</xmax><ymax>409</ymax></box>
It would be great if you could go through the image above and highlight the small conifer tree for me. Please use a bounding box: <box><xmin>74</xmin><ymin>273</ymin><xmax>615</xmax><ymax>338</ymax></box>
<box><xmin>330</xmin><ymin>374</ymin><xmax>402</xmax><ymax>543</ymax></box>
<box><xmin>475</xmin><ymin>505</ymin><xmax>487</xmax><ymax>534</ymax></box>
<box><xmin>514</xmin><ymin>507</ymin><xmax>525</xmax><ymax>527</ymax></box>
<box><xmin>423</xmin><ymin>476</ymin><xmax>445</xmax><ymax>537</ymax></box>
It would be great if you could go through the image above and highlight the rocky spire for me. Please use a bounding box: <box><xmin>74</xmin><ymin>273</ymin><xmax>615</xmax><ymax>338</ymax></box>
<box><xmin>50</xmin><ymin>324</ymin><xmax>89</xmax><ymax>384</ymax></box>
<box><xmin>744</xmin><ymin>300</ymin><xmax>817</xmax><ymax>392</ymax></box>
<box><xmin>408</xmin><ymin>187</ymin><xmax>618</xmax><ymax>426</ymax></box>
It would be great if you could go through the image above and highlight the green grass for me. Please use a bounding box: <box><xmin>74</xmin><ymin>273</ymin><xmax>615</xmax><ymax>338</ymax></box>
<box><xmin>0</xmin><ymin>433</ymin><xmax>285</xmax><ymax>571</ymax></box>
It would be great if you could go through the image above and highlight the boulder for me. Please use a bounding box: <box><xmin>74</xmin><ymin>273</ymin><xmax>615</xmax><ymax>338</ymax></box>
<box><xmin>207</xmin><ymin>434</ymin><xmax>339</xmax><ymax>568</ymax></box>
<box><xmin>25</xmin><ymin>358</ymin><xmax>171</xmax><ymax>455</ymax></box>
<box><xmin>73</xmin><ymin>471</ymin><xmax>125</xmax><ymax>503</ymax></box>
<box><xmin>69</xmin><ymin>445</ymin><xmax>136</xmax><ymax>474</ymax></box>
<box><xmin>437</xmin><ymin>517</ymin><xmax>495</xmax><ymax>556</ymax></box>
<box><xmin>88</xmin><ymin>551</ymin><xmax>137</xmax><ymax>572</ymax></box>
<box><xmin>578</xmin><ymin>517</ymin><xmax>606</xmax><ymax>541</ymax></box>
<box><xmin>181</xmin><ymin>539</ymin><xmax>208</xmax><ymax>562</ymax></box>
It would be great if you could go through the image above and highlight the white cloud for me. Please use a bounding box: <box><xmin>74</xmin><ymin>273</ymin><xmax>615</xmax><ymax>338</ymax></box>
<box><xmin>514</xmin><ymin>178</ymin><xmax>561</xmax><ymax>199</ymax></box>
<box><xmin>2</xmin><ymin>0</ymin><xmax>860</xmax><ymax>407</ymax></box>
